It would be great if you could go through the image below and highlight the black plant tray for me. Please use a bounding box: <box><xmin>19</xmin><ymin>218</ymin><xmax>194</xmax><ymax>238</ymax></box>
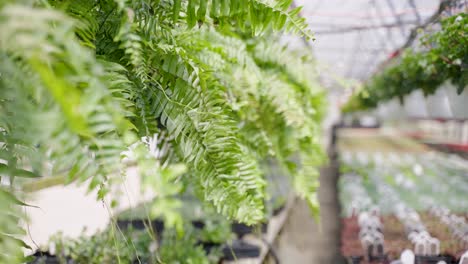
<box><xmin>221</xmin><ymin>240</ymin><xmax>261</xmax><ymax>261</ymax></box>
<box><xmin>415</xmin><ymin>254</ymin><xmax>456</xmax><ymax>264</ymax></box>
<box><xmin>199</xmin><ymin>241</ymin><xmax>218</xmax><ymax>252</ymax></box>
<box><xmin>369</xmin><ymin>254</ymin><xmax>388</xmax><ymax>263</ymax></box>
<box><xmin>231</xmin><ymin>222</ymin><xmax>268</xmax><ymax>238</ymax></box>
<box><xmin>28</xmin><ymin>251</ymin><xmax>72</xmax><ymax>264</ymax></box>
<box><xmin>191</xmin><ymin>220</ymin><xmax>205</xmax><ymax>229</ymax></box>
<box><xmin>272</xmin><ymin>204</ymin><xmax>286</xmax><ymax>216</ymax></box>
<box><xmin>199</xmin><ymin>240</ymin><xmax>261</xmax><ymax>260</ymax></box>
<box><xmin>117</xmin><ymin>218</ymin><xmax>165</xmax><ymax>234</ymax></box>
<box><xmin>346</xmin><ymin>255</ymin><xmax>363</xmax><ymax>264</ymax></box>
<box><xmin>116</xmin><ymin>218</ymin><xmax>207</xmax><ymax>234</ymax></box>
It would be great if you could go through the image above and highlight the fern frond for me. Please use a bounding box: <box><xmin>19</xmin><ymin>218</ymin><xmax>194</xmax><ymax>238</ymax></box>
<box><xmin>0</xmin><ymin>0</ymin><xmax>324</xmax><ymax>247</ymax></box>
<box><xmin>260</xmin><ymin>72</ymin><xmax>307</xmax><ymax>128</ymax></box>
<box><xmin>0</xmin><ymin>189</ymin><xmax>27</xmax><ymax>264</ymax></box>
<box><xmin>249</xmin><ymin>0</ymin><xmax>313</xmax><ymax>39</ymax></box>
<box><xmin>148</xmin><ymin>50</ymin><xmax>266</xmax><ymax>223</ymax></box>
<box><xmin>178</xmin><ymin>0</ymin><xmax>313</xmax><ymax>38</ymax></box>
<box><xmin>0</xmin><ymin>5</ymin><xmax>133</xmax><ymax>194</ymax></box>
<box><xmin>114</xmin><ymin>6</ymin><xmax>149</xmax><ymax>84</ymax></box>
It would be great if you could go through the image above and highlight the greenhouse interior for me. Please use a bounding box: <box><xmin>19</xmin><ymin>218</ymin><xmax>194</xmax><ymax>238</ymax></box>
<box><xmin>0</xmin><ymin>0</ymin><xmax>467</xmax><ymax>263</ymax></box>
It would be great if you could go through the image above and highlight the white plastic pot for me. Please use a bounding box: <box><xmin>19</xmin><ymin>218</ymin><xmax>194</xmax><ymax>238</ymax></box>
<box><xmin>425</xmin><ymin>87</ymin><xmax>453</xmax><ymax>119</ymax></box>
<box><xmin>443</xmin><ymin>82</ymin><xmax>468</xmax><ymax>119</ymax></box>
<box><xmin>375</xmin><ymin>98</ymin><xmax>406</xmax><ymax>121</ymax></box>
<box><xmin>403</xmin><ymin>90</ymin><xmax>429</xmax><ymax>118</ymax></box>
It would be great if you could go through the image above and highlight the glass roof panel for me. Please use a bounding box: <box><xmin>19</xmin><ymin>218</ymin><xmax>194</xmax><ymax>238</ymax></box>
<box><xmin>297</xmin><ymin>0</ymin><xmax>441</xmax><ymax>81</ymax></box>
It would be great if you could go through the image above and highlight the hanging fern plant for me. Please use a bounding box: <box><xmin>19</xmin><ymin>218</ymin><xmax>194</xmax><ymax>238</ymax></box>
<box><xmin>0</xmin><ymin>0</ymin><xmax>325</xmax><ymax>260</ymax></box>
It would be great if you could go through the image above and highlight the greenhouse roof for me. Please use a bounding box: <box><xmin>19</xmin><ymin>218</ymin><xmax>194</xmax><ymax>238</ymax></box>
<box><xmin>298</xmin><ymin>0</ymin><xmax>443</xmax><ymax>81</ymax></box>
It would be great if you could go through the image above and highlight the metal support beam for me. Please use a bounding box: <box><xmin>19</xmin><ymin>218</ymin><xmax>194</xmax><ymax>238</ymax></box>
<box><xmin>314</xmin><ymin>20</ymin><xmax>418</xmax><ymax>35</ymax></box>
<box><xmin>356</xmin><ymin>0</ymin><xmax>395</xmax><ymax>80</ymax></box>
<box><xmin>385</xmin><ymin>0</ymin><xmax>407</xmax><ymax>36</ymax></box>
<box><xmin>372</xmin><ymin>0</ymin><xmax>400</xmax><ymax>48</ymax></box>
<box><xmin>399</xmin><ymin>0</ymin><xmax>455</xmax><ymax>50</ymax></box>
<box><xmin>408</xmin><ymin>0</ymin><xmax>422</xmax><ymax>25</ymax></box>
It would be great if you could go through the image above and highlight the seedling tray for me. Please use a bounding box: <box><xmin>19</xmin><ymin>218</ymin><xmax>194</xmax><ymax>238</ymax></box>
<box><xmin>231</xmin><ymin>222</ymin><xmax>268</xmax><ymax>238</ymax></box>
<box><xmin>415</xmin><ymin>255</ymin><xmax>456</xmax><ymax>264</ymax></box>
<box><xmin>28</xmin><ymin>251</ymin><xmax>72</xmax><ymax>264</ymax></box>
<box><xmin>222</xmin><ymin>240</ymin><xmax>261</xmax><ymax>261</ymax></box>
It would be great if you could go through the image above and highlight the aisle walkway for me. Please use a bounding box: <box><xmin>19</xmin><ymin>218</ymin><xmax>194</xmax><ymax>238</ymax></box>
<box><xmin>275</xmin><ymin>159</ymin><xmax>344</xmax><ymax>263</ymax></box>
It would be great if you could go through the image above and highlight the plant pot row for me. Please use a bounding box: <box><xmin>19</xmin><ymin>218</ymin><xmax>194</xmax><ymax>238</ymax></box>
<box><xmin>346</xmin><ymin>254</ymin><xmax>458</xmax><ymax>264</ymax></box>
<box><xmin>28</xmin><ymin>251</ymin><xmax>71</xmax><ymax>264</ymax></box>
<box><xmin>28</xmin><ymin>208</ymin><xmax>283</xmax><ymax>263</ymax></box>
<box><xmin>114</xmin><ymin>217</ymin><xmax>270</xmax><ymax>260</ymax></box>
<box><xmin>114</xmin><ymin>196</ymin><xmax>287</xmax><ymax>239</ymax></box>
<box><xmin>30</xmin><ymin>241</ymin><xmax>261</xmax><ymax>263</ymax></box>
<box><xmin>28</xmin><ymin>190</ymin><xmax>288</xmax><ymax>264</ymax></box>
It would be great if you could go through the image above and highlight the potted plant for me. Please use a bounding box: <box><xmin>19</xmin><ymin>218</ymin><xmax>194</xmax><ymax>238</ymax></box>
<box><xmin>45</xmin><ymin>228</ymin><xmax>156</xmax><ymax>264</ymax></box>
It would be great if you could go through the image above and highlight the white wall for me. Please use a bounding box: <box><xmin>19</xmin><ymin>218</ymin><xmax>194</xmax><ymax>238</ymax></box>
<box><xmin>23</xmin><ymin>167</ymin><xmax>153</xmax><ymax>252</ymax></box>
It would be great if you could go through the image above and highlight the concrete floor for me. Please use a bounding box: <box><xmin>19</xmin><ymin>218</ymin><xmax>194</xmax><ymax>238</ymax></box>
<box><xmin>273</xmin><ymin>156</ymin><xmax>345</xmax><ymax>264</ymax></box>
<box><xmin>271</xmin><ymin>95</ymin><xmax>344</xmax><ymax>264</ymax></box>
